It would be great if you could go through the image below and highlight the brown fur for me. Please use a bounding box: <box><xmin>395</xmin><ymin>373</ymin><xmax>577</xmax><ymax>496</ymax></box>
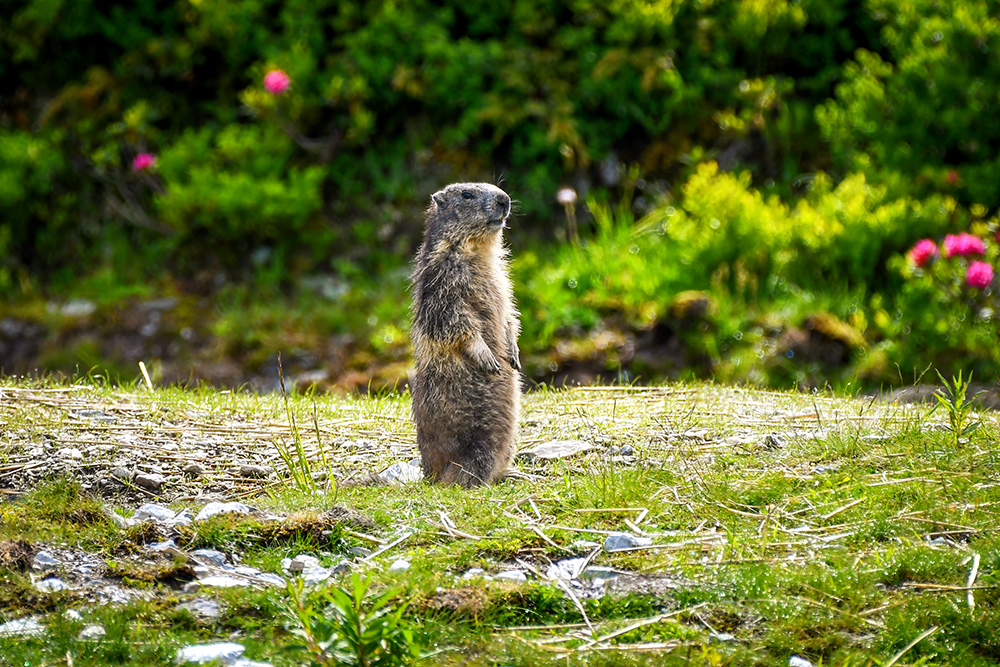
<box><xmin>409</xmin><ymin>182</ymin><xmax>521</xmax><ymax>487</ymax></box>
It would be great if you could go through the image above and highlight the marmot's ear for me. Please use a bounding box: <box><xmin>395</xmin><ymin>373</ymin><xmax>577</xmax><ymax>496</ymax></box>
<box><xmin>432</xmin><ymin>192</ymin><xmax>447</xmax><ymax>209</ymax></box>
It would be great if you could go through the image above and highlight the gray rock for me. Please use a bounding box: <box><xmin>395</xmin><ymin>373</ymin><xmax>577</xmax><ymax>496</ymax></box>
<box><xmin>461</xmin><ymin>568</ymin><xmax>488</xmax><ymax>580</ymax></box>
<box><xmin>35</xmin><ymin>577</ymin><xmax>71</xmax><ymax>593</ymax></box>
<box><xmin>238</xmin><ymin>464</ymin><xmax>272</xmax><ymax>479</ymax></box>
<box><xmin>134</xmin><ymin>473</ymin><xmax>166</xmax><ymax>493</ymax></box>
<box><xmin>388</xmin><ymin>558</ymin><xmax>411</xmax><ymax>572</ymax></box>
<box><xmin>57</xmin><ymin>447</ymin><xmax>84</xmax><ymax>460</ymax></box>
<box><xmin>618</xmin><ymin>444</ymin><xmax>635</xmax><ymax>456</ymax></box>
<box><xmin>192</xmin><ymin>549</ymin><xmax>228</xmax><ymax>567</ymax></box>
<box><xmin>349</xmin><ymin>547</ymin><xmax>372</xmax><ymax>559</ymax></box>
<box><xmin>0</xmin><ymin>616</ymin><xmax>44</xmax><ymax>638</ymax></box>
<box><xmin>78</xmin><ymin>624</ymin><xmax>107</xmax><ymax>640</ymax></box>
<box><xmin>789</xmin><ymin>657</ymin><xmax>815</xmax><ymax>667</ymax></box>
<box><xmin>301</xmin><ymin>566</ymin><xmax>332</xmax><ymax>586</ymax></box>
<box><xmin>32</xmin><ymin>550</ymin><xmax>59</xmax><ymax>570</ymax></box>
<box><xmin>545</xmin><ymin>558</ymin><xmax>588</xmax><ymax>581</ymax></box>
<box><xmin>580</xmin><ymin>566</ymin><xmax>619</xmax><ymax>581</ymax></box>
<box><xmin>330</xmin><ymin>562</ymin><xmax>352</xmax><ymax>577</ymax></box>
<box><xmin>63</xmin><ymin>609</ymin><xmax>84</xmax><ymax>622</ymax></box>
<box><xmin>176</xmin><ymin>598</ymin><xmax>223</xmax><ymax>620</ymax></box>
<box><xmin>763</xmin><ymin>434</ymin><xmax>785</xmax><ymax>450</ymax></box>
<box><xmin>133</xmin><ymin>503</ymin><xmax>177</xmax><ymax>523</ymax></box>
<box><xmin>182</xmin><ymin>463</ymin><xmax>204</xmax><ymax>478</ymax></box>
<box><xmin>378</xmin><ymin>461</ymin><xmax>424</xmax><ymax>485</ymax></box>
<box><xmin>518</xmin><ymin>439</ymin><xmax>593</xmax><ymax>460</ymax></box>
<box><xmin>603</xmin><ymin>532</ymin><xmax>652</xmax><ymax>552</ymax></box>
<box><xmin>194</xmin><ymin>502</ymin><xmax>260</xmax><ymax>522</ymax></box>
<box><xmin>281</xmin><ymin>554</ymin><xmax>320</xmax><ymax>574</ymax></box>
<box><xmin>175</xmin><ymin>642</ymin><xmax>245</xmax><ymax>664</ymax></box>
<box><xmin>494</xmin><ymin>570</ymin><xmax>527</xmax><ymax>582</ymax></box>
<box><xmin>185</xmin><ymin>575</ymin><xmax>250</xmax><ymax>592</ymax></box>
<box><xmin>111</xmin><ymin>467</ymin><xmax>132</xmax><ymax>483</ymax></box>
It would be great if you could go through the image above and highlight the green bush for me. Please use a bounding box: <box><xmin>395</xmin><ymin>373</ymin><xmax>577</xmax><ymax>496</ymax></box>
<box><xmin>817</xmin><ymin>0</ymin><xmax>1000</xmax><ymax>207</ymax></box>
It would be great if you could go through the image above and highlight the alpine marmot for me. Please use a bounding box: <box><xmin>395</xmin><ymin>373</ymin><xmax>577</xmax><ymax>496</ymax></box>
<box><xmin>409</xmin><ymin>182</ymin><xmax>521</xmax><ymax>487</ymax></box>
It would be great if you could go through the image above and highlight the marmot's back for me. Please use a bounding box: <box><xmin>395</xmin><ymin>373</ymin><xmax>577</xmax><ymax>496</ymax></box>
<box><xmin>410</xmin><ymin>183</ymin><xmax>521</xmax><ymax>487</ymax></box>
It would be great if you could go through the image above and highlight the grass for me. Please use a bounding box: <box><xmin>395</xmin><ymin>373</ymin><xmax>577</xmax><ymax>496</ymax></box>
<box><xmin>0</xmin><ymin>376</ymin><xmax>998</xmax><ymax>665</ymax></box>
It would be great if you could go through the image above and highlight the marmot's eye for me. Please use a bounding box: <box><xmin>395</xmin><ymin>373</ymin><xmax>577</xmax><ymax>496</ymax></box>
<box><xmin>462</xmin><ymin>191</ymin><xmax>474</xmax><ymax>200</ymax></box>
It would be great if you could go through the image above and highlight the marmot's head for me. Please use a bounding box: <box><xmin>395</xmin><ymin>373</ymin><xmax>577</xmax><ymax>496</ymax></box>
<box><xmin>428</xmin><ymin>183</ymin><xmax>512</xmax><ymax>241</ymax></box>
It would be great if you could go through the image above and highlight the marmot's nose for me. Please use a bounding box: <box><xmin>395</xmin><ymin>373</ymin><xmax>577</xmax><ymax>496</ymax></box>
<box><xmin>497</xmin><ymin>193</ymin><xmax>511</xmax><ymax>216</ymax></box>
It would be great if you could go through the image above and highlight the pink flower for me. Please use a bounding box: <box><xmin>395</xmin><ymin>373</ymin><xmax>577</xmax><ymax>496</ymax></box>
<box><xmin>908</xmin><ymin>239</ymin><xmax>938</xmax><ymax>267</ymax></box>
<box><xmin>132</xmin><ymin>153</ymin><xmax>156</xmax><ymax>172</ymax></box>
<box><xmin>943</xmin><ymin>232</ymin><xmax>986</xmax><ymax>258</ymax></box>
<box><xmin>946</xmin><ymin>170</ymin><xmax>960</xmax><ymax>184</ymax></box>
<box><xmin>966</xmin><ymin>261</ymin><xmax>994</xmax><ymax>289</ymax></box>
<box><xmin>263</xmin><ymin>69</ymin><xmax>290</xmax><ymax>94</ymax></box>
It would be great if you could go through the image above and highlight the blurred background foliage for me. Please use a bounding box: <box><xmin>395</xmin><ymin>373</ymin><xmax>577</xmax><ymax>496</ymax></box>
<box><xmin>1</xmin><ymin>0</ymin><xmax>998</xmax><ymax>391</ymax></box>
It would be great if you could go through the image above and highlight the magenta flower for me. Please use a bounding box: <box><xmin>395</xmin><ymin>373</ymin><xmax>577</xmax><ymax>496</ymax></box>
<box><xmin>263</xmin><ymin>69</ymin><xmax>291</xmax><ymax>94</ymax></box>
<box><xmin>943</xmin><ymin>232</ymin><xmax>986</xmax><ymax>258</ymax></box>
<box><xmin>966</xmin><ymin>261</ymin><xmax>994</xmax><ymax>289</ymax></box>
<box><xmin>132</xmin><ymin>153</ymin><xmax>156</xmax><ymax>172</ymax></box>
<box><xmin>908</xmin><ymin>239</ymin><xmax>938</xmax><ymax>267</ymax></box>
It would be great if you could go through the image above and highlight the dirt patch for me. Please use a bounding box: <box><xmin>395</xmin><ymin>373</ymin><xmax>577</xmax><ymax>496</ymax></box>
<box><xmin>0</xmin><ymin>539</ymin><xmax>35</xmax><ymax>572</ymax></box>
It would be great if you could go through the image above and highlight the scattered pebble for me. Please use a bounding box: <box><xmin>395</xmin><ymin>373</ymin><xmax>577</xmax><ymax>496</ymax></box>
<box><xmin>57</xmin><ymin>447</ymin><xmax>84</xmax><ymax>460</ymax></box>
<box><xmin>192</xmin><ymin>549</ymin><xmax>228</xmax><ymax>567</ymax></box>
<box><xmin>461</xmin><ymin>568</ymin><xmax>487</xmax><ymax>580</ymax></box>
<box><xmin>763</xmin><ymin>434</ymin><xmax>785</xmax><ymax>450</ymax></box>
<box><xmin>604</xmin><ymin>532</ymin><xmax>652</xmax><ymax>552</ymax></box>
<box><xmin>78</xmin><ymin>624</ymin><xmax>107</xmax><ymax>640</ymax></box>
<box><xmin>518</xmin><ymin>439</ymin><xmax>593</xmax><ymax>460</ymax></box>
<box><xmin>194</xmin><ymin>502</ymin><xmax>264</xmax><ymax>522</ymax></box>
<box><xmin>134</xmin><ymin>473</ymin><xmax>166</xmax><ymax>493</ymax></box>
<box><xmin>388</xmin><ymin>558</ymin><xmax>411</xmax><ymax>572</ymax></box>
<box><xmin>33</xmin><ymin>550</ymin><xmax>59</xmax><ymax>570</ymax></box>
<box><xmin>281</xmin><ymin>554</ymin><xmax>320</xmax><ymax>574</ymax></box>
<box><xmin>176</xmin><ymin>598</ymin><xmax>223</xmax><ymax>620</ymax></box>
<box><xmin>237</xmin><ymin>464</ymin><xmax>272</xmax><ymax>479</ymax></box>
<box><xmin>133</xmin><ymin>503</ymin><xmax>178</xmax><ymax>523</ymax></box>
<box><xmin>175</xmin><ymin>642</ymin><xmax>246</xmax><ymax>665</ymax></box>
<box><xmin>182</xmin><ymin>463</ymin><xmax>204</xmax><ymax>478</ymax></box>
<box><xmin>378</xmin><ymin>461</ymin><xmax>423</xmax><ymax>485</ymax></box>
<box><xmin>0</xmin><ymin>616</ymin><xmax>44</xmax><ymax>638</ymax></box>
<box><xmin>35</xmin><ymin>577</ymin><xmax>72</xmax><ymax>592</ymax></box>
<box><xmin>789</xmin><ymin>657</ymin><xmax>815</xmax><ymax>667</ymax></box>
<box><xmin>494</xmin><ymin>570</ymin><xmax>527</xmax><ymax>582</ymax></box>
<box><xmin>349</xmin><ymin>547</ymin><xmax>372</xmax><ymax>559</ymax></box>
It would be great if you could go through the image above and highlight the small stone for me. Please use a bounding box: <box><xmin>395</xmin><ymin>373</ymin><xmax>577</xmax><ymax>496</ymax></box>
<box><xmin>618</xmin><ymin>444</ymin><xmax>635</xmax><ymax>456</ymax></box>
<box><xmin>35</xmin><ymin>577</ymin><xmax>71</xmax><ymax>592</ymax></box>
<box><xmin>57</xmin><ymin>447</ymin><xmax>84</xmax><ymax>460</ymax></box>
<box><xmin>194</xmin><ymin>502</ymin><xmax>260</xmax><ymax>522</ymax></box>
<box><xmin>78</xmin><ymin>624</ymin><xmax>107</xmax><ymax>640</ymax></box>
<box><xmin>168</xmin><ymin>509</ymin><xmax>194</xmax><ymax>527</ymax></box>
<box><xmin>32</xmin><ymin>550</ymin><xmax>59</xmax><ymax>570</ymax></box>
<box><xmin>461</xmin><ymin>568</ymin><xmax>488</xmax><ymax>580</ymax></box>
<box><xmin>64</xmin><ymin>609</ymin><xmax>84</xmax><ymax>622</ymax></box>
<box><xmin>252</xmin><ymin>572</ymin><xmax>286</xmax><ymax>587</ymax></box>
<box><xmin>494</xmin><ymin>570</ymin><xmax>527</xmax><ymax>582</ymax></box>
<box><xmin>0</xmin><ymin>616</ymin><xmax>44</xmax><ymax>638</ymax></box>
<box><xmin>177</xmin><ymin>598</ymin><xmax>223</xmax><ymax>620</ymax></box>
<box><xmin>814</xmin><ymin>463</ymin><xmax>841</xmax><ymax>474</ymax></box>
<box><xmin>378</xmin><ymin>461</ymin><xmax>424</xmax><ymax>485</ymax></box>
<box><xmin>518</xmin><ymin>439</ymin><xmax>593</xmax><ymax>460</ymax></box>
<box><xmin>349</xmin><ymin>547</ymin><xmax>373</xmax><ymax>559</ymax></box>
<box><xmin>789</xmin><ymin>657</ymin><xmax>815</xmax><ymax>667</ymax></box>
<box><xmin>301</xmin><ymin>566</ymin><xmax>332</xmax><ymax>586</ymax></box>
<box><xmin>135</xmin><ymin>473</ymin><xmax>166</xmax><ymax>493</ymax></box>
<box><xmin>182</xmin><ymin>463</ymin><xmax>204</xmax><ymax>478</ymax></box>
<box><xmin>603</xmin><ymin>532</ymin><xmax>652</xmax><ymax>552</ymax></box>
<box><xmin>186</xmin><ymin>575</ymin><xmax>250</xmax><ymax>591</ymax></box>
<box><xmin>545</xmin><ymin>558</ymin><xmax>588</xmax><ymax>581</ymax></box>
<box><xmin>111</xmin><ymin>467</ymin><xmax>132</xmax><ymax>483</ymax></box>
<box><xmin>175</xmin><ymin>642</ymin><xmax>245</xmax><ymax>664</ymax></box>
<box><xmin>580</xmin><ymin>566</ymin><xmax>619</xmax><ymax>581</ymax></box>
<box><xmin>282</xmin><ymin>554</ymin><xmax>320</xmax><ymax>574</ymax></box>
<box><xmin>330</xmin><ymin>562</ymin><xmax>352</xmax><ymax>577</ymax></box>
<box><xmin>763</xmin><ymin>434</ymin><xmax>785</xmax><ymax>450</ymax></box>
<box><xmin>192</xmin><ymin>549</ymin><xmax>228</xmax><ymax>567</ymax></box>
<box><xmin>133</xmin><ymin>503</ymin><xmax>177</xmax><ymax>523</ymax></box>
<box><xmin>388</xmin><ymin>558</ymin><xmax>410</xmax><ymax>572</ymax></box>
<box><xmin>145</xmin><ymin>540</ymin><xmax>184</xmax><ymax>557</ymax></box>
<box><xmin>238</xmin><ymin>464</ymin><xmax>272</xmax><ymax>479</ymax></box>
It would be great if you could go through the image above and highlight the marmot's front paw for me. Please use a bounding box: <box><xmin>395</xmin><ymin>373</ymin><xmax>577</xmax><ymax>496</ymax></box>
<box><xmin>481</xmin><ymin>354</ymin><xmax>502</xmax><ymax>375</ymax></box>
<box><xmin>508</xmin><ymin>353</ymin><xmax>521</xmax><ymax>371</ymax></box>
